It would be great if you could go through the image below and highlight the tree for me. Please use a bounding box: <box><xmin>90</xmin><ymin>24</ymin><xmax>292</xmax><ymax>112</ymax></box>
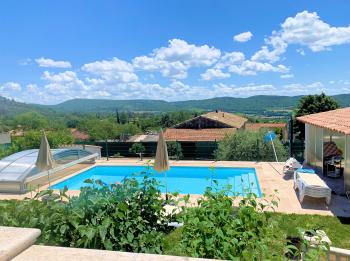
<box><xmin>14</xmin><ymin>111</ymin><xmax>49</xmax><ymax>130</ymax></box>
<box><xmin>0</xmin><ymin>130</ymin><xmax>74</xmax><ymax>159</ymax></box>
<box><xmin>294</xmin><ymin>93</ymin><xmax>339</xmax><ymax>139</ymax></box>
<box><xmin>167</xmin><ymin>141</ymin><xmax>183</xmax><ymax>160</ymax></box>
<box><xmin>160</xmin><ymin>114</ymin><xmax>175</xmax><ymax>128</ymax></box>
<box><xmin>87</xmin><ymin>120</ymin><xmax>118</xmax><ymax>160</ymax></box>
<box><xmin>119</xmin><ymin>112</ymin><xmax>129</xmax><ymax>124</ymax></box>
<box><xmin>116</xmin><ymin>109</ymin><xmax>121</xmax><ymax>124</ymax></box>
<box><xmin>117</xmin><ymin>123</ymin><xmax>142</xmax><ymax>138</ymax></box>
<box><xmin>215</xmin><ymin>130</ymin><xmax>288</xmax><ymax>162</ymax></box>
<box><xmin>129</xmin><ymin>143</ymin><xmax>145</xmax><ymax>161</ymax></box>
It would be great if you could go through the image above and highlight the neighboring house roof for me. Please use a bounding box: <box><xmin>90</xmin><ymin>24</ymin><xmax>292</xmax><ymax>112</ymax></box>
<box><xmin>245</xmin><ymin>123</ymin><xmax>287</xmax><ymax>131</ymax></box>
<box><xmin>69</xmin><ymin>128</ymin><xmax>90</xmax><ymax>141</ymax></box>
<box><xmin>297</xmin><ymin>107</ymin><xmax>350</xmax><ymax>135</ymax></box>
<box><xmin>9</xmin><ymin>129</ymin><xmax>24</xmax><ymax>137</ymax></box>
<box><xmin>164</xmin><ymin>128</ymin><xmax>236</xmax><ymax>142</ymax></box>
<box><xmin>202</xmin><ymin>111</ymin><xmax>248</xmax><ymax>129</ymax></box>
<box><xmin>127</xmin><ymin>134</ymin><xmax>159</xmax><ymax>142</ymax></box>
<box><xmin>173</xmin><ymin>111</ymin><xmax>248</xmax><ymax>129</ymax></box>
<box><xmin>0</xmin><ymin>133</ymin><xmax>11</xmax><ymax>144</ymax></box>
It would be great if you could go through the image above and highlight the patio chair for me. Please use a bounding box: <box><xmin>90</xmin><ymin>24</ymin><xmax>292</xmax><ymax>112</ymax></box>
<box><xmin>294</xmin><ymin>170</ymin><xmax>331</xmax><ymax>205</ymax></box>
<box><xmin>283</xmin><ymin>157</ymin><xmax>302</xmax><ymax>175</ymax></box>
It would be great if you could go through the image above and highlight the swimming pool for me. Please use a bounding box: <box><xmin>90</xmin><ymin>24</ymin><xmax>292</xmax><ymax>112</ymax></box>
<box><xmin>51</xmin><ymin>165</ymin><xmax>261</xmax><ymax>196</ymax></box>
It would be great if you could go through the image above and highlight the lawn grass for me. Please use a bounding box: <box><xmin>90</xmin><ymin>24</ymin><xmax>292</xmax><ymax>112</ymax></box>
<box><xmin>162</xmin><ymin>227</ymin><xmax>184</xmax><ymax>256</ymax></box>
<box><xmin>271</xmin><ymin>213</ymin><xmax>350</xmax><ymax>249</ymax></box>
<box><xmin>162</xmin><ymin>213</ymin><xmax>350</xmax><ymax>256</ymax></box>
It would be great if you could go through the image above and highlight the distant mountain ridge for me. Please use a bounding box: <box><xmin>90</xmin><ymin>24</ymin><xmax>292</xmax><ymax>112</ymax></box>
<box><xmin>41</xmin><ymin>94</ymin><xmax>350</xmax><ymax>114</ymax></box>
<box><xmin>1</xmin><ymin>94</ymin><xmax>350</xmax><ymax>116</ymax></box>
<box><xmin>0</xmin><ymin>96</ymin><xmax>43</xmax><ymax>116</ymax></box>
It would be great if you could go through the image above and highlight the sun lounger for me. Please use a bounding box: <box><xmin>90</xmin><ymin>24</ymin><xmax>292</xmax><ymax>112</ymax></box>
<box><xmin>283</xmin><ymin>157</ymin><xmax>302</xmax><ymax>175</ymax></box>
<box><xmin>294</xmin><ymin>170</ymin><xmax>331</xmax><ymax>205</ymax></box>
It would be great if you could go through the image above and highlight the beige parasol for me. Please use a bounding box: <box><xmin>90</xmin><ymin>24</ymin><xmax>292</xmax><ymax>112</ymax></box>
<box><xmin>154</xmin><ymin>130</ymin><xmax>170</xmax><ymax>198</ymax></box>
<box><xmin>36</xmin><ymin>131</ymin><xmax>56</xmax><ymax>186</ymax></box>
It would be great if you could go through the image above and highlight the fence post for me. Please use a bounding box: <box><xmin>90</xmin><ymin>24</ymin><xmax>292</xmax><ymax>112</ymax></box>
<box><xmin>256</xmin><ymin>139</ymin><xmax>260</xmax><ymax>162</ymax></box>
<box><xmin>105</xmin><ymin>140</ymin><xmax>109</xmax><ymax>161</ymax></box>
<box><xmin>288</xmin><ymin>115</ymin><xmax>293</xmax><ymax>157</ymax></box>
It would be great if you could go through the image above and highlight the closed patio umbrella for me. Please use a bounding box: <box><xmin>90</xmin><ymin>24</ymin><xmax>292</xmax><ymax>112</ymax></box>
<box><xmin>154</xmin><ymin>130</ymin><xmax>170</xmax><ymax>199</ymax></box>
<box><xmin>36</xmin><ymin>131</ymin><xmax>56</xmax><ymax>186</ymax></box>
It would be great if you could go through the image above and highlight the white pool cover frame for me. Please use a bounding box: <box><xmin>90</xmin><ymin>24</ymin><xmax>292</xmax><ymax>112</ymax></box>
<box><xmin>0</xmin><ymin>149</ymin><xmax>98</xmax><ymax>193</ymax></box>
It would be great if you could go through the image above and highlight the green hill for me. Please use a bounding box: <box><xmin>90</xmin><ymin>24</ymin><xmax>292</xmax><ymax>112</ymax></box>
<box><xmin>1</xmin><ymin>93</ymin><xmax>350</xmax><ymax>116</ymax></box>
<box><xmin>0</xmin><ymin>96</ymin><xmax>39</xmax><ymax>116</ymax></box>
<box><xmin>41</xmin><ymin>99</ymin><xmax>178</xmax><ymax>113</ymax></box>
<box><xmin>333</xmin><ymin>93</ymin><xmax>350</xmax><ymax>107</ymax></box>
<box><xmin>172</xmin><ymin>95</ymin><xmax>303</xmax><ymax>113</ymax></box>
<box><xmin>41</xmin><ymin>93</ymin><xmax>350</xmax><ymax>114</ymax></box>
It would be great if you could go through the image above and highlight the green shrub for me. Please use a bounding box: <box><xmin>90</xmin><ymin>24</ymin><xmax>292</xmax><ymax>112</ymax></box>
<box><xmin>0</xmin><ymin>176</ymin><xmax>174</xmax><ymax>253</ymax></box>
<box><xmin>167</xmin><ymin>141</ymin><xmax>183</xmax><ymax>160</ymax></box>
<box><xmin>0</xmin><ymin>129</ymin><xmax>74</xmax><ymax>160</ymax></box>
<box><xmin>215</xmin><ymin>130</ymin><xmax>288</xmax><ymax>162</ymax></box>
<box><xmin>178</xmin><ymin>187</ymin><xmax>286</xmax><ymax>260</ymax></box>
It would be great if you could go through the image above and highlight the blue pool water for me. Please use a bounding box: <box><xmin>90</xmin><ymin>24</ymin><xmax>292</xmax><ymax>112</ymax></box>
<box><xmin>51</xmin><ymin>166</ymin><xmax>261</xmax><ymax>196</ymax></box>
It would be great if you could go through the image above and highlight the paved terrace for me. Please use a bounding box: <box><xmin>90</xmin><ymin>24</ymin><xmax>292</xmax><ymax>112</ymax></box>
<box><xmin>1</xmin><ymin>158</ymin><xmax>350</xmax><ymax>217</ymax></box>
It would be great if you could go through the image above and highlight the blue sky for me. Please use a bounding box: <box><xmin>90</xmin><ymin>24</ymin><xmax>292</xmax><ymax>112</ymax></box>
<box><xmin>0</xmin><ymin>1</ymin><xmax>350</xmax><ymax>104</ymax></box>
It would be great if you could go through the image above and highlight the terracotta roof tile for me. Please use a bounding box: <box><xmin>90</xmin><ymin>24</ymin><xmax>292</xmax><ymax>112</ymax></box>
<box><xmin>164</xmin><ymin>128</ymin><xmax>236</xmax><ymax>142</ymax></box>
<box><xmin>69</xmin><ymin>128</ymin><xmax>90</xmax><ymax>141</ymax></box>
<box><xmin>297</xmin><ymin>107</ymin><xmax>350</xmax><ymax>135</ymax></box>
<box><xmin>245</xmin><ymin>123</ymin><xmax>287</xmax><ymax>131</ymax></box>
<box><xmin>202</xmin><ymin>111</ymin><xmax>248</xmax><ymax>128</ymax></box>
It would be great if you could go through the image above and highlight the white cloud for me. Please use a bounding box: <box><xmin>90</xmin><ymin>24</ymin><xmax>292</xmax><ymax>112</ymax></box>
<box><xmin>283</xmin><ymin>81</ymin><xmax>325</xmax><ymax>93</ymax></box>
<box><xmin>328</xmin><ymin>79</ymin><xmax>350</xmax><ymax>85</ymax></box>
<box><xmin>280</xmin><ymin>11</ymin><xmax>350</xmax><ymax>52</ymax></box>
<box><xmin>212</xmin><ymin>83</ymin><xmax>276</xmax><ymax>97</ymax></box>
<box><xmin>252</xmin><ymin>11</ymin><xmax>350</xmax><ymax>63</ymax></box>
<box><xmin>215</xmin><ymin>52</ymin><xmax>245</xmax><ymax>69</ymax></box>
<box><xmin>280</xmin><ymin>74</ymin><xmax>294</xmax><ymax>79</ymax></box>
<box><xmin>201</xmin><ymin>69</ymin><xmax>230</xmax><ymax>81</ymax></box>
<box><xmin>211</xmin><ymin>50</ymin><xmax>288</xmax><ymax>76</ymax></box>
<box><xmin>82</xmin><ymin>58</ymin><xmax>138</xmax><ymax>83</ymax></box>
<box><xmin>251</xmin><ymin>36</ymin><xmax>288</xmax><ymax>63</ymax></box>
<box><xmin>26</xmin><ymin>84</ymin><xmax>39</xmax><ymax>93</ymax></box>
<box><xmin>133</xmin><ymin>39</ymin><xmax>221</xmax><ymax>79</ymax></box>
<box><xmin>35</xmin><ymin>57</ymin><xmax>72</xmax><ymax>68</ymax></box>
<box><xmin>233</xmin><ymin>31</ymin><xmax>253</xmax><ymax>42</ymax></box>
<box><xmin>41</xmin><ymin>71</ymin><xmax>88</xmax><ymax>98</ymax></box>
<box><xmin>0</xmin><ymin>82</ymin><xmax>22</xmax><ymax>91</ymax></box>
<box><xmin>226</xmin><ymin>60</ymin><xmax>289</xmax><ymax>76</ymax></box>
<box><xmin>96</xmin><ymin>90</ymin><xmax>111</xmax><ymax>97</ymax></box>
<box><xmin>42</xmin><ymin>71</ymin><xmax>82</xmax><ymax>83</ymax></box>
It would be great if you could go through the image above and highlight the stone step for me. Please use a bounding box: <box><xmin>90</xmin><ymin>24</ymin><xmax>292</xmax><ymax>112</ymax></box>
<box><xmin>0</xmin><ymin>226</ymin><xmax>41</xmax><ymax>261</ymax></box>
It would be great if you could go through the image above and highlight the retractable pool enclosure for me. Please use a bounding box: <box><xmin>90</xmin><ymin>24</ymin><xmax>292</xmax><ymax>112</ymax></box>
<box><xmin>0</xmin><ymin>148</ymin><xmax>99</xmax><ymax>193</ymax></box>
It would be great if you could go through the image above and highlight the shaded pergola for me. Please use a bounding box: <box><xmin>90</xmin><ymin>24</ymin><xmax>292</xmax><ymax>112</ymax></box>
<box><xmin>297</xmin><ymin>107</ymin><xmax>350</xmax><ymax>192</ymax></box>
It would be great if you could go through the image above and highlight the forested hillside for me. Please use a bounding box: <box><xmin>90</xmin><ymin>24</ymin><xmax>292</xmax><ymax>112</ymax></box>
<box><xmin>1</xmin><ymin>93</ymin><xmax>349</xmax><ymax>116</ymax></box>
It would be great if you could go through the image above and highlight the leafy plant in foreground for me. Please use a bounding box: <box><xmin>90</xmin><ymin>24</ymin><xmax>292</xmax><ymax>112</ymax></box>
<box><xmin>0</xmin><ymin>176</ymin><xmax>175</xmax><ymax>254</ymax></box>
<box><xmin>179</xmin><ymin>187</ymin><xmax>286</xmax><ymax>260</ymax></box>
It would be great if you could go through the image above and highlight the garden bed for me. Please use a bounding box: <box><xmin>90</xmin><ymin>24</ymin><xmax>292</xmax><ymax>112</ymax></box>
<box><xmin>163</xmin><ymin>213</ymin><xmax>350</xmax><ymax>255</ymax></box>
<box><xmin>1</xmin><ymin>175</ymin><xmax>349</xmax><ymax>259</ymax></box>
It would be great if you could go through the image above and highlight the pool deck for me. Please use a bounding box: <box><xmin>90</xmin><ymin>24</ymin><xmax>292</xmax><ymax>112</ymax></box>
<box><xmin>1</xmin><ymin>158</ymin><xmax>350</xmax><ymax>217</ymax></box>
